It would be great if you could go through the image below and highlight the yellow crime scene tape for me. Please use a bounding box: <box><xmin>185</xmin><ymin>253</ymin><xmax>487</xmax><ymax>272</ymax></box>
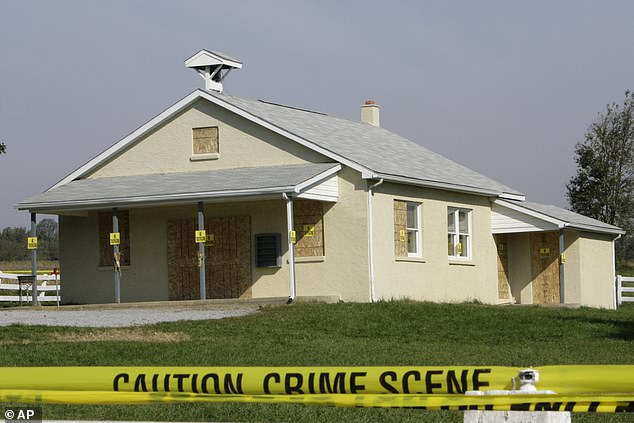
<box><xmin>0</xmin><ymin>366</ymin><xmax>633</xmax><ymax>412</ymax></box>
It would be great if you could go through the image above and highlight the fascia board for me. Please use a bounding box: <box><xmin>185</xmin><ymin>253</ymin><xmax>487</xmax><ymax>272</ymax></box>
<box><xmin>494</xmin><ymin>199</ymin><xmax>566</xmax><ymax>228</ymax></box>
<box><xmin>50</xmin><ymin>91</ymin><xmax>203</xmax><ymax>190</ymax></box>
<box><xmin>566</xmin><ymin>223</ymin><xmax>626</xmax><ymax>235</ymax></box>
<box><xmin>499</xmin><ymin>193</ymin><xmax>526</xmax><ymax>201</ymax></box>
<box><xmin>16</xmin><ymin>186</ymin><xmax>296</xmax><ymax>213</ymax></box>
<box><xmin>294</xmin><ymin>164</ymin><xmax>342</xmax><ymax>193</ymax></box>
<box><xmin>491</xmin><ymin>226</ymin><xmax>558</xmax><ymax>234</ymax></box>
<box><xmin>198</xmin><ymin>90</ymin><xmax>372</xmax><ymax>176</ymax></box>
<box><xmin>373</xmin><ymin>174</ymin><xmax>503</xmax><ymax>197</ymax></box>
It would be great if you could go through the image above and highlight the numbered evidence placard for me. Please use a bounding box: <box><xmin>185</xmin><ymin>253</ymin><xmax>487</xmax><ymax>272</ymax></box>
<box><xmin>110</xmin><ymin>232</ymin><xmax>121</xmax><ymax>246</ymax></box>
<box><xmin>27</xmin><ymin>237</ymin><xmax>38</xmax><ymax>250</ymax></box>
<box><xmin>195</xmin><ymin>230</ymin><xmax>207</xmax><ymax>244</ymax></box>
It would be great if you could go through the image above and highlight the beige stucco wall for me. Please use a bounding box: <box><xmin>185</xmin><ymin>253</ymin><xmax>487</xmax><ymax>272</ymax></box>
<box><xmin>294</xmin><ymin>167</ymin><xmax>370</xmax><ymax>301</ymax></box>
<box><xmin>59</xmin><ymin>167</ymin><xmax>371</xmax><ymax>304</ymax></box>
<box><xmin>370</xmin><ymin>183</ymin><xmax>498</xmax><ymax>304</ymax></box>
<box><xmin>577</xmin><ymin>232</ymin><xmax>616</xmax><ymax>309</ymax></box>
<box><xmin>507</xmin><ymin>232</ymin><xmax>532</xmax><ymax>304</ymax></box>
<box><xmin>87</xmin><ymin>99</ymin><xmax>328</xmax><ymax>179</ymax></box>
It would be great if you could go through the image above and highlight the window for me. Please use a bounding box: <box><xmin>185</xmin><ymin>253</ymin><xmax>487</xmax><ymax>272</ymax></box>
<box><xmin>406</xmin><ymin>203</ymin><xmax>421</xmax><ymax>256</ymax></box>
<box><xmin>394</xmin><ymin>200</ymin><xmax>421</xmax><ymax>257</ymax></box>
<box><xmin>255</xmin><ymin>233</ymin><xmax>281</xmax><ymax>267</ymax></box>
<box><xmin>191</xmin><ymin>126</ymin><xmax>219</xmax><ymax>159</ymax></box>
<box><xmin>447</xmin><ymin>207</ymin><xmax>471</xmax><ymax>259</ymax></box>
<box><xmin>98</xmin><ymin>210</ymin><xmax>130</xmax><ymax>266</ymax></box>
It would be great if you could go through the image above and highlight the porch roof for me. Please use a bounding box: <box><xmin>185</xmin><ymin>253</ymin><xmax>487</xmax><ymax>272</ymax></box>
<box><xmin>16</xmin><ymin>163</ymin><xmax>340</xmax><ymax>213</ymax></box>
<box><xmin>493</xmin><ymin>199</ymin><xmax>624</xmax><ymax>235</ymax></box>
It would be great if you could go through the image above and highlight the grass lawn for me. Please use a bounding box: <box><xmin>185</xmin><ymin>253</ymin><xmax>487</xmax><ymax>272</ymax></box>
<box><xmin>1</xmin><ymin>301</ymin><xmax>634</xmax><ymax>422</ymax></box>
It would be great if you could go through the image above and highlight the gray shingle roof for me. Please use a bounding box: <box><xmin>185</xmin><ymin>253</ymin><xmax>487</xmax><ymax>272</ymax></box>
<box><xmin>508</xmin><ymin>200</ymin><xmax>624</xmax><ymax>234</ymax></box>
<box><xmin>208</xmin><ymin>91</ymin><xmax>523</xmax><ymax>197</ymax></box>
<box><xmin>17</xmin><ymin>163</ymin><xmax>338</xmax><ymax>212</ymax></box>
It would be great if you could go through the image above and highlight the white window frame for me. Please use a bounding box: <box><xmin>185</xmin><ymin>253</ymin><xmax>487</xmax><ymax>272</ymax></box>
<box><xmin>406</xmin><ymin>202</ymin><xmax>422</xmax><ymax>257</ymax></box>
<box><xmin>447</xmin><ymin>207</ymin><xmax>472</xmax><ymax>260</ymax></box>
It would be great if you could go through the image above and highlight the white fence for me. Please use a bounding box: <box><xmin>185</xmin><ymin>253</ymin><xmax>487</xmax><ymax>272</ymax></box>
<box><xmin>616</xmin><ymin>275</ymin><xmax>634</xmax><ymax>306</ymax></box>
<box><xmin>0</xmin><ymin>272</ymin><xmax>61</xmax><ymax>304</ymax></box>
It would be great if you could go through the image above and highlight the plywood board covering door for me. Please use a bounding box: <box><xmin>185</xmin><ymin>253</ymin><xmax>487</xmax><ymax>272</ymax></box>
<box><xmin>168</xmin><ymin>216</ymin><xmax>252</xmax><ymax>300</ymax></box>
<box><xmin>494</xmin><ymin>234</ymin><xmax>511</xmax><ymax>300</ymax></box>
<box><xmin>530</xmin><ymin>231</ymin><xmax>560</xmax><ymax>304</ymax></box>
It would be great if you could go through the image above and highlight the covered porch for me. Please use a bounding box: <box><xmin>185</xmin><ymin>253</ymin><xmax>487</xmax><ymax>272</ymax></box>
<box><xmin>16</xmin><ymin>163</ymin><xmax>340</xmax><ymax>304</ymax></box>
<box><xmin>491</xmin><ymin>200</ymin><xmax>623</xmax><ymax>308</ymax></box>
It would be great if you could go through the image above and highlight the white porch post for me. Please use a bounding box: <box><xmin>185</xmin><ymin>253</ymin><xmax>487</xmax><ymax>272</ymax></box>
<box><xmin>112</xmin><ymin>207</ymin><xmax>121</xmax><ymax>303</ymax></box>
<box><xmin>284</xmin><ymin>194</ymin><xmax>296</xmax><ymax>301</ymax></box>
<box><xmin>367</xmin><ymin>179</ymin><xmax>383</xmax><ymax>302</ymax></box>
<box><xmin>198</xmin><ymin>201</ymin><xmax>206</xmax><ymax>300</ymax></box>
<box><xmin>30</xmin><ymin>213</ymin><xmax>38</xmax><ymax>305</ymax></box>
<box><xmin>559</xmin><ymin>229</ymin><xmax>565</xmax><ymax>303</ymax></box>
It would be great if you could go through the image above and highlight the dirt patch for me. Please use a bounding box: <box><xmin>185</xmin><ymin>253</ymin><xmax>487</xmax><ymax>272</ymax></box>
<box><xmin>0</xmin><ymin>329</ymin><xmax>190</xmax><ymax>345</ymax></box>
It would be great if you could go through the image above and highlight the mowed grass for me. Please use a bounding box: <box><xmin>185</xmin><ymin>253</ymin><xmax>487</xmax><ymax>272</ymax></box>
<box><xmin>1</xmin><ymin>301</ymin><xmax>634</xmax><ymax>422</ymax></box>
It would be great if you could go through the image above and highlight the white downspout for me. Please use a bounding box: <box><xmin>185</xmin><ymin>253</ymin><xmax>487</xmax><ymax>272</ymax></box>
<box><xmin>283</xmin><ymin>193</ymin><xmax>297</xmax><ymax>302</ymax></box>
<box><xmin>368</xmin><ymin>178</ymin><xmax>384</xmax><ymax>302</ymax></box>
<box><xmin>612</xmin><ymin>234</ymin><xmax>622</xmax><ymax>309</ymax></box>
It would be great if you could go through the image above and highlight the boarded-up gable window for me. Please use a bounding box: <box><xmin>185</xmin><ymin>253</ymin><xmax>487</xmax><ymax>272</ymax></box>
<box><xmin>192</xmin><ymin>126</ymin><xmax>219</xmax><ymax>155</ymax></box>
<box><xmin>293</xmin><ymin>200</ymin><xmax>324</xmax><ymax>257</ymax></box>
<box><xmin>394</xmin><ymin>200</ymin><xmax>408</xmax><ymax>256</ymax></box>
<box><xmin>98</xmin><ymin>211</ymin><xmax>130</xmax><ymax>267</ymax></box>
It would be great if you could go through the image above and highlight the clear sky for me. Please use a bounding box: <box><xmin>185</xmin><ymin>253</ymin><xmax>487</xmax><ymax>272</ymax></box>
<box><xmin>1</xmin><ymin>0</ymin><xmax>633</xmax><ymax>228</ymax></box>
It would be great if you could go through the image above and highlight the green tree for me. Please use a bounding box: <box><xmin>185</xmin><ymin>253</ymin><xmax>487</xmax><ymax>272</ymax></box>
<box><xmin>0</xmin><ymin>220</ymin><xmax>59</xmax><ymax>261</ymax></box>
<box><xmin>0</xmin><ymin>227</ymin><xmax>29</xmax><ymax>261</ymax></box>
<box><xmin>36</xmin><ymin>218</ymin><xmax>59</xmax><ymax>260</ymax></box>
<box><xmin>567</xmin><ymin>91</ymin><xmax>634</xmax><ymax>257</ymax></box>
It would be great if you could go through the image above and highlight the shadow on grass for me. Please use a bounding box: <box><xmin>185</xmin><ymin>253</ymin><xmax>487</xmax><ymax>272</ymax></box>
<box><xmin>557</xmin><ymin>304</ymin><xmax>634</xmax><ymax>342</ymax></box>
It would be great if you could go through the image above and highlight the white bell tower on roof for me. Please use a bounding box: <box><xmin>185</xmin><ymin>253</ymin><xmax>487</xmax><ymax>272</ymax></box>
<box><xmin>185</xmin><ymin>49</ymin><xmax>242</xmax><ymax>93</ymax></box>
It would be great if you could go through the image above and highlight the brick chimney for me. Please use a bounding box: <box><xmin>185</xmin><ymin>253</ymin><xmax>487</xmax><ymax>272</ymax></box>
<box><xmin>360</xmin><ymin>100</ymin><xmax>380</xmax><ymax>127</ymax></box>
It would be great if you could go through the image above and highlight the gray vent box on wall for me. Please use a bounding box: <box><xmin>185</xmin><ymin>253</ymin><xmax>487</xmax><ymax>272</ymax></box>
<box><xmin>255</xmin><ymin>233</ymin><xmax>281</xmax><ymax>268</ymax></box>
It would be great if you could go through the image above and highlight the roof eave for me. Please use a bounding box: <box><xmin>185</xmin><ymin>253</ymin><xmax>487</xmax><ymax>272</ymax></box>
<box><xmin>294</xmin><ymin>164</ymin><xmax>342</xmax><ymax>193</ymax></box>
<box><xmin>565</xmin><ymin>223</ymin><xmax>626</xmax><ymax>236</ymax></box>
<box><xmin>16</xmin><ymin>186</ymin><xmax>297</xmax><ymax>214</ymax></box>
<box><xmin>371</xmin><ymin>173</ymin><xmax>525</xmax><ymax>200</ymax></box>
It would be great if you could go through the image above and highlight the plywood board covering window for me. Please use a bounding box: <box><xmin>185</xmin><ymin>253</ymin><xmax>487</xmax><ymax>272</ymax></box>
<box><xmin>394</xmin><ymin>200</ymin><xmax>408</xmax><ymax>257</ymax></box>
<box><xmin>494</xmin><ymin>234</ymin><xmax>511</xmax><ymax>299</ymax></box>
<box><xmin>394</xmin><ymin>200</ymin><xmax>422</xmax><ymax>257</ymax></box>
<box><xmin>293</xmin><ymin>199</ymin><xmax>324</xmax><ymax>257</ymax></box>
<box><xmin>192</xmin><ymin>126</ymin><xmax>219</xmax><ymax>155</ymax></box>
<box><xmin>98</xmin><ymin>210</ymin><xmax>130</xmax><ymax>267</ymax></box>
